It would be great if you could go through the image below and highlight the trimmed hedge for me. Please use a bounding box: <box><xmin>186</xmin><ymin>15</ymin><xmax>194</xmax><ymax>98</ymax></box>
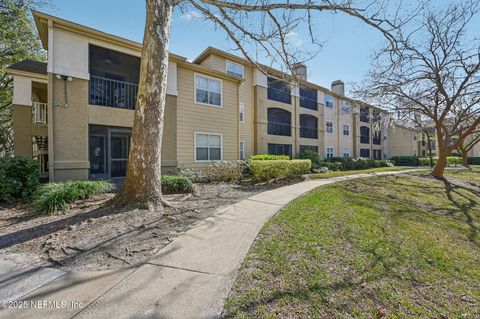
<box><xmin>33</xmin><ymin>180</ymin><xmax>115</xmax><ymax>215</ymax></box>
<box><xmin>250</xmin><ymin>159</ymin><xmax>311</xmax><ymax>183</ymax></box>
<box><xmin>319</xmin><ymin>157</ymin><xmax>391</xmax><ymax>171</ymax></box>
<box><xmin>468</xmin><ymin>157</ymin><xmax>480</xmax><ymax>165</ymax></box>
<box><xmin>249</xmin><ymin>154</ymin><xmax>290</xmax><ymax>161</ymax></box>
<box><xmin>0</xmin><ymin>156</ymin><xmax>40</xmax><ymax>203</ymax></box>
<box><xmin>162</xmin><ymin>175</ymin><xmax>193</xmax><ymax>194</ymax></box>
<box><xmin>391</xmin><ymin>156</ymin><xmax>463</xmax><ymax>166</ymax></box>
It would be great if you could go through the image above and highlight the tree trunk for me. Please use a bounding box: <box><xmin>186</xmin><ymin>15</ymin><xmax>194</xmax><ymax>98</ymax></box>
<box><xmin>431</xmin><ymin>150</ymin><xmax>447</xmax><ymax>178</ymax></box>
<box><xmin>426</xmin><ymin>133</ymin><xmax>434</xmax><ymax>168</ymax></box>
<box><xmin>459</xmin><ymin>146</ymin><xmax>469</xmax><ymax>167</ymax></box>
<box><xmin>113</xmin><ymin>0</ymin><xmax>174</xmax><ymax>209</ymax></box>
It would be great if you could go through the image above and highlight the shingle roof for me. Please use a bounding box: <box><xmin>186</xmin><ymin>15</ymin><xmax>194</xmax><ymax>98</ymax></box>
<box><xmin>7</xmin><ymin>59</ymin><xmax>47</xmax><ymax>75</ymax></box>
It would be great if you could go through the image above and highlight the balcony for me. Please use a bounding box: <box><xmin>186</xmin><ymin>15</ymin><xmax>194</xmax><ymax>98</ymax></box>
<box><xmin>372</xmin><ymin>138</ymin><xmax>381</xmax><ymax>145</ymax></box>
<box><xmin>267</xmin><ymin>77</ymin><xmax>291</xmax><ymax>104</ymax></box>
<box><xmin>299</xmin><ymin>87</ymin><xmax>317</xmax><ymax>110</ymax></box>
<box><xmin>360</xmin><ymin>136</ymin><xmax>370</xmax><ymax>144</ymax></box>
<box><xmin>89</xmin><ymin>76</ymin><xmax>138</xmax><ymax>110</ymax></box>
<box><xmin>32</xmin><ymin>102</ymin><xmax>47</xmax><ymax>124</ymax></box>
<box><xmin>300</xmin><ymin>127</ymin><xmax>318</xmax><ymax>139</ymax></box>
<box><xmin>267</xmin><ymin>122</ymin><xmax>291</xmax><ymax>136</ymax></box>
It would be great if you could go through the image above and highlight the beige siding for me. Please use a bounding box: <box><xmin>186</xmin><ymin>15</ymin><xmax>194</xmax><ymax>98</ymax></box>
<box><xmin>176</xmin><ymin>66</ymin><xmax>239</xmax><ymax>168</ymax></box>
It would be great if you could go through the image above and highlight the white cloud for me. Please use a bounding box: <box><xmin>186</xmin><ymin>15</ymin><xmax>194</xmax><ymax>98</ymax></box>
<box><xmin>181</xmin><ymin>10</ymin><xmax>202</xmax><ymax>21</ymax></box>
<box><xmin>285</xmin><ymin>31</ymin><xmax>304</xmax><ymax>47</ymax></box>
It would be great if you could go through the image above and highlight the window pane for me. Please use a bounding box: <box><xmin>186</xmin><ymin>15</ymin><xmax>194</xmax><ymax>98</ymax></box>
<box><xmin>196</xmin><ymin>147</ymin><xmax>208</xmax><ymax>161</ymax></box>
<box><xmin>111</xmin><ymin>160</ymin><xmax>128</xmax><ymax>177</ymax></box>
<box><xmin>208</xmin><ymin>78</ymin><xmax>221</xmax><ymax>93</ymax></box>
<box><xmin>210</xmin><ymin>147</ymin><xmax>221</xmax><ymax>160</ymax></box>
<box><xmin>209</xmin><ymin>135</ymin><xmax>221</xmax><ymax>147</ymax></box>
<box><xmin>196</xmin><ymin>89</ymin><xmax>209</xmax><ymax>104</ymax></box>
<box><xmin>196</xmin><ymin>75</ymin><xmax>208</xmax><ymax>90</ymax></box>
<box><xmin>196</xmin><ymin>134</ymin><xmax>209</xmax><ymax>147</ymax></box>
<box><xmin>209</xmin><ymin>92</ymin><xmax>221</xmax><ymax>106</ymax></box>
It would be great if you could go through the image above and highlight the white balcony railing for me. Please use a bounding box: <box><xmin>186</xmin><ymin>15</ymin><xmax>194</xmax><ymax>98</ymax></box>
<box><xmin>33</xmin><ymin>102</ymin><xmax>47</xmax><ymax>124</ymax></box>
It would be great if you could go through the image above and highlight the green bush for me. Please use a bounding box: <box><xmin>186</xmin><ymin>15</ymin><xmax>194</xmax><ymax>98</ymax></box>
<box><xmin>319</xmin><ymin>157</ymin><xmax>391</xmax><ymax>171</ymax></box>
<box><xmin>447</xmin><ymin>156</ymin><xmax>462</xmax><ymax>166</ymax></box>
<box><xmin>0</xmin><ymin>156</ymin><xmax>40</xmax><ymax>203</ymax></box>
<box><xmin>249</xmin><ymin>154</ymin><xmax>290</xmax><ymax>161</ymax></box>
<box><xmin>33</xmin><ymin>180</ymin><xmax>115</xmax><ymax>215</ymax></box>
<box><xmin>250</xmin><ymin>159</ymin><xmax>311</xmax><ymax>183</ymax></box>
<box><xmin>298</xmin><ymin>149</ymin><xmax>320</xmax><ymax>169</ymax></box>
<box><xmin>468</xmin><ymin>157</ymin><xmax>480</xmax><ymax>165</ymax></box>
<box><xmin>390</xmin><ymin>156</ymin><xmax>420</xmax><ymax>166</ymax></box>
<box><xmin>162</xmin><ymin>175</ymin><xmax>193</xmax><ymax>194</ymax></box>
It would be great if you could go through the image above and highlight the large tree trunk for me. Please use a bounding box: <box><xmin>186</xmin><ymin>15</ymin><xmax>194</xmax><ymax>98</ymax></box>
<box><xmin>431</xmin><ymin>151</ymin><xmax>447</xmax><ymax>177</ymax></box>
<box><xmin>459</xmin><ymin>146</ymin><xmax>469</xmax><ymax>167</ymax></box>
<box><xmin>113</xmin><ymin>0</ymin><xmax>174</xmax><ymax>209</ymax></box>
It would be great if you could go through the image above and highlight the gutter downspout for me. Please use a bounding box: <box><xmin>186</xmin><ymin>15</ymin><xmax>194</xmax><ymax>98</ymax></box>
<box><xmin>47</xmin><ymin>19</ymin><xmax>55</xmax><ymax>182</ymax></box>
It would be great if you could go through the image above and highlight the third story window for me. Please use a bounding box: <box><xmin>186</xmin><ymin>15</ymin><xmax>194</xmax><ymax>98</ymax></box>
<box><xmin>195</xmin><ymin>74</ymin><xmax>222</xmax><ymax>106</ymax></box>
<box><xmin>267</xmin><ymin>77</ymin><xmax>291</xmax><ymax>104</ymax></box>
<box><xmin>226</xmin><ymin>60</ymin><xmax>244</xmax><ymax>78</ymax></box>
<box><xmin>325</xmin><ymin>95</ymin><xmax>334</xmax><ymax>108</ymax></box>
<box><xmin>326</xmin><ymin>121</ymin><xmax>334</xmax><ymax>134</ymax></box>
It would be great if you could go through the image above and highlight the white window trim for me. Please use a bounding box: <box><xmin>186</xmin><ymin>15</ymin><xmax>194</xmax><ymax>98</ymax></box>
<box><xmin>194</xmin><ymin>73</ymin><xmax>223</xmax><ymax>107</ymax></box>
<box><xmin>325</xmin><ymin>95</ymin><xmax>334</xmax><ymax>108</ymax></box>
<box><xmin>325</xmin><ymin>146</ymin><xmax>334</xmax><ymax>158</ymax></box>
<box><xmin>326</xmin><ymin>121</ymin><xmax>334</xmax><ymax>134</ymax></box>
<box><xmin>194</xmin><ymin>131</ymin><xmax>224</xmax><ymax>163</ymax></box>
<box><xmin>225</xmin><ymin>60</ymin><xmax>244</xmax><ymax>79</ymax></box>
<box><xmin>239</xmin><ymin>140</ymin><xmax>245</xmax><ymax>160</ymax></box>
<box><xmin>239</xmin><ymin>102</ymin><xmax>245</xmax><ymax>123</ymax></box>
<box><xmin>343</xmin><ymin>123</ymin><xmax>350</xmax><ymax>136</ymax></box>
<box><xmin>343</xmin><ymin>147</ymin><xmax>350</xmax><ymax>157</ymax></box>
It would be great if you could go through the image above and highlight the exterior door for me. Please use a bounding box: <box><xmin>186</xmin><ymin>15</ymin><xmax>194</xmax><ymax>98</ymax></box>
<box><xmin>89</xmin><ymin>133</ymin><xmax>108</xmax><ymax>179</ymax></box>
<box><xmin>109</xmin><ymin>131</ymin><xmax>130</xmax><ymax>178</ymax></box>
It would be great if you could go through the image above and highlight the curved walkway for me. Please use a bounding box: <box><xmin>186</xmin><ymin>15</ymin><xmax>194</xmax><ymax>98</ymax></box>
<box><xmin>0</xmin><ymin>169</ymin><xmax>420</xmax><ymax>319</ymax></box>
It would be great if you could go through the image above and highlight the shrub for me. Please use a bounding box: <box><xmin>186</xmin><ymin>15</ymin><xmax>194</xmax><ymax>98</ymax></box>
<box><xmin>318</xmin><ymin>161</ymin><xmax>343</xmax><ymax>171</ymax></box>
<box><xmin>447</xmin><ymin>156</ymin><xmax>463</xmax><ymax>166</ymax></box>
<box><xmin>206</xmin><ymin>160</ymin><xmax>248</xmax><ymax>182</ymax></box>
<box><xmin>249</xmin><ymin>154</ymin><xmax>290</xmax><ymax>161</ymax></box>
<box><xmin>0</xmin><ymin>156</ymin><xmax>40</xmax><ymax>203</ymax></box>
<box><xmin>33</xmin><ymin>180</ymin><xmax>115</xmax><ymax>215</ymax></box>
<box><xmin>390</xmin><ymin>156</ymin><xmax>420</xmax><ymax>166</ymax></box>
<box><xmin>249</xmin><ymin>159</ymin><xmax>311</xmax><ymax>183</ymax></box>
<box><xmin>298</xmin><ymin>150</ymin><xmax>320</xmax><ymax>169</ymax></box>
<box><xmin>319</xmin><ymin>158</ymin><xmax>391</xmax><ymax>171</ymax></box>
<box><xmin>468</xmin><ymin>157</ymin><xmax>480</xmax><ymax>165</ymax></box>
<box><xmin>162</xmin><ymin>175</ymin><xmax>193</xmax><ymax>194</ymax></box>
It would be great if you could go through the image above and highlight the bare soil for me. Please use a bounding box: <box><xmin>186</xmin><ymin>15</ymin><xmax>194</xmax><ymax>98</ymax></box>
<box><xmin>0</xmin><ymin>180</ymin><xmax>299</xmax><ymax>272</ymax></box>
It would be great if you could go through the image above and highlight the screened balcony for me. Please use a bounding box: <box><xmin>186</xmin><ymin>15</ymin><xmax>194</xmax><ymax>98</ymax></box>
<box><xmin>373</xmin><ymin>130</ymin><xmax>382</xmax><ymax>145</ymax></box>
<box><xmin>360</xmin><ymin>126</ymin><xmax>370</xmax><ymax>144</ymax></box>
<box><xmin>267</xmin><ymin>108</ymin><xmax>291</xmax><ymax>136</ymax></box>
<box><xmin>89</xmin><ymin>45</ymin><xmax>140</xmax><ymax>110</ymax></box>
<box><xmin>267</xmin><ymin>77</ymin><xmax>291</xmax><ymax>104</ymax></box>
<box><xmin>299</xmin><ymin>87</ymin><xmax>317</xmax><ymax>110</ymax></box>
<box><xmin>360</xmin><ymin>106</ymin><xmax>370</xmax><ymax>123</ymax></box>
<box><xmin>299</xmin><ymin>114</ymin><xmax>318</xmax><ymax>139</ymax></box>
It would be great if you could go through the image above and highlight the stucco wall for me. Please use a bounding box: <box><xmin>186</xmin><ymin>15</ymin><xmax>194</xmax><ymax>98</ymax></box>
<box><xmin>388</xmin><ymin>125</ymin><xmax>418</xmax><ymax>157</ymax></box>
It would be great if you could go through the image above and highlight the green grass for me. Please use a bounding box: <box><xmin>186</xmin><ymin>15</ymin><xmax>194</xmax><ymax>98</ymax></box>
<box><xmin>224</xmin><ymin>170</ymin><xmax>480</xmax><ymax>318</ymax></box>
<box><xmin>33</xmin><ymin>180</ymin><xmax>115</xmax><ymax>214</ymax></box>
<box><xmin>311</xmin><ymin>166</ymin><xmax>415</xmax><ymax>179</ymax></box>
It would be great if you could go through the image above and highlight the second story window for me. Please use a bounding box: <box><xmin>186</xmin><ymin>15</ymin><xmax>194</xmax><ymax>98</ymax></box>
<box><xmin>343</xmin><ymin>124</ymin><xmax>350</xmax><ymax>136</ymax></box>
<box><xmin>299</xmin><ymin>114</ymin><xmax>318</xmax><ymax>139</ymax></box>
<box><xmin>195</xmin><ymin>74</ymin><xmax>222</xmax><ymax>107</ymax></box>
<box><xmin>342</xmin><ymin>101</ymin><xmax>350</xmax><ymax>112</ymax></box>
<box><xmin>373</xmin><ymin>131</ymin><xmax>382</xmax><ymax>145</ymax></box>
<box><xmin>360</xmin><ymin>126</ymin><xmax>370</xmax><ymax>144</ymax></box>
<box><xmin>300</xmin><ymin>87</ymin><xmax>317</xmax><ymax>110</ymax></box>
<box><xmin>326</xmin><ymin>121</ymin><xmax>334</xmax><ymax>134</ymax></box>
<box><xmin>226</xmin><ymin>60</ymin><xmax>244</xmax><ymax>78</ymax></box>
<box><xmin>268</xmin><ymin>108</ymin><xmax>291</xmax><ymax>136</ymax></box>
<box><xmin>325</xmin><ymin>95</ymin><xmax>334</xmax><ymax>108</ymax></box>
<box><xmin>268</xmin><ymin>77</ymin><xmax>291</xmax><ymax>104</ymax></box>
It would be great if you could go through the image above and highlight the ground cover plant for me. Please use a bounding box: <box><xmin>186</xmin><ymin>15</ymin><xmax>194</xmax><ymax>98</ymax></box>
<box><xmin>224</xmin><ymin>167</ymin><xmax>480</xmax><ymax>318</ymax></box>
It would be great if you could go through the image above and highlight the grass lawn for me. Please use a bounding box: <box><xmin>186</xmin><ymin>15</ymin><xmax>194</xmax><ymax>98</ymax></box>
<box><xmin>224</xmin><ymin>168</ymin><xmax>480</xmax><ymax>318</ymax></box>
<box><xmin>310</xmin><ymin>166</ymin><xmax>415</xmax><ymax>179</ymax></box>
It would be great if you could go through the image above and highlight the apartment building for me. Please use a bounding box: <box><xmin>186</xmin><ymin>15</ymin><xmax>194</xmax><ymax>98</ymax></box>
<box><xmin>8</xmin><ymin>11</ymin><xmax>416</xmax><ymax>182</ymax></box>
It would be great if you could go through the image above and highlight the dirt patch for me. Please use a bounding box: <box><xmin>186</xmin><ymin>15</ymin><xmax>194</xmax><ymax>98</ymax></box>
<box><xmin>0</xmin><ymin>180</ymin><xmax>299</xmax><ymax>272</ymax></box>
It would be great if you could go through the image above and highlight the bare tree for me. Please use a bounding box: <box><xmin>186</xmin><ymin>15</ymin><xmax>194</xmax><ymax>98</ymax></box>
<box><xmin>114</xmin><ymin>0</ymin><xmax>410</xmax><ymax>209</ymax></box>
<box><xmin>457</xmin><ymin>128</ymin><xmax>480</xmax><ymax>167</ymax></box>
<box><xmin>356</xmin><ymin>1</ymin><xmax>480</xmax><ymax>178</ymax></box>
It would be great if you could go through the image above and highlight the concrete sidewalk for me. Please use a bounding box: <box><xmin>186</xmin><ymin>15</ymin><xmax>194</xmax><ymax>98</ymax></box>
<box><xmin>0</xmin><ymin>169</ymin><xmax>419</xmax><ymax>319</ymax></box>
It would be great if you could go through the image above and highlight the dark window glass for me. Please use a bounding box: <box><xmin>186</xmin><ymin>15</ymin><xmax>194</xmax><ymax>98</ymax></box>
<box><xmin>299</xmin><ymin>114</ymin><xmax>318</xmax><ymax>139</ymax></box>
<box><xmin>268</xmin><ymin>143</ymin><xmax>292</xmax><ymax>158</ymax></box>
<box><xmin>360</xmin><ymin>126</ymin><xmax>370</xmax><ymax>144</ymax></box>
<box><xmin>268</xmin><ymin>108</ymin><xmax>291</xmax><ymax>136</ymax></box>
<box><xmin>267</xmin><ymin>77</ymin><xmax>291</xmax><ymax>104</ymax></box>
<box><xmin>360</xmin><ymin>149</ymin><xmax>370</xmax><ymax>158</ymax></box>
<box><xmin>299</xmin><ymin>87</ymin><xmax>317</xmax><ymax>110</ymax></box>
<box><xmin>360</xmin><ymin>107</ymin><xmax>369</xmax><ymax>123</ymax></box>
<box><xmin>300</xmin><ymin>145</ymin><xmax>318</xmax><ymax>154</ymax></box>
<box><xmin>373</xmin><ymin>149</ymin><xmax>382</xmax><ymax>159</ymax></box>
<box><xmin>373</xmin><ymin>130</ymin><xmax>381</xmax><ymax>145</ymax></box>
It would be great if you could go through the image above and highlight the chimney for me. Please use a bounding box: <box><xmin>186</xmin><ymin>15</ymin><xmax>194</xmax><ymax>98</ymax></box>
<box><xmin>331</xmin><ymin>80</ymin><xmax>345</xmax><ymax>96</ymax></box>
<box><xmin>292</xmin><ymin>62</ymin><xmax>307</xmax><ymax>81</ymax></box>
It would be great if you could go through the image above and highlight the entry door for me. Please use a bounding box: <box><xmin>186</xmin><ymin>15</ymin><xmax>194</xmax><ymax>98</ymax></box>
<box><xmin>109</xmin><ymin>131</ymin><xmax>130</xmax><ymax>178</ymax></box>
<box><xmin>89</xmin><ymin>134</ymin><xmax>108</xmax><ymax>179</ymax></box>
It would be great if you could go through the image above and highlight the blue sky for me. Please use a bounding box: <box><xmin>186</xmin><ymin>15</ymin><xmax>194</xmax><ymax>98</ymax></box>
<box><xmin>43</xmin><ymin>0</ymin><xmax>476</xmax><ymax>92</ymax></box>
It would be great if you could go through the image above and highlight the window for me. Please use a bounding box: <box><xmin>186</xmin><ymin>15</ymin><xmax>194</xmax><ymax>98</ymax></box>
<box><xmin>325</xmin><ymin>146</ymin><xmax>334</xmax><ymax>158</ymax></box>
<box><xmin>300</xmin><ymin>145</ymin><xmax>318</xmax><ymax>155</ymax></box>
<box><xmin>268</xmin><ymin>108</ymin><xmax>291</xmax><ymax>136</ymax></box>
<box><xmin>267</xmin><ymin>77</ymin><xmax>291</xmax><ymax>104</ymax></box>
<box><xmin>299</xmin><ymin>114</ymin><xmax>318</xmax><ymax>139</ymax></box>
<box><xmin>360</xmin><ymin>126</ymin><xmax>370</xmax><ymax>144</ymax></box>
<box><xmin>239</xmin><ymin>141</ymin><xmax>245</xmax><ymax>160</ymax></box>
<box><xmin>325</xmin><ymin>95</ymin><xmax>334</xmax><ymax>108</ymax></box>
<box><xmin>343</xmin><ymin>147</ymin><xmax>350</xmax><ymax>158</ymax></box>
<box><xmin>373</xmin><ymin>149</ymin><xmax>382</xmax><ymax>160</ymax></box>
<box><xmin>422</xmin><ymin>150</ymin><xmax>426</xmax><ymax>156</ymax></box>
<box><xmin>195</xmin><ymin>74</ymin><xmax>222</xmax><ymax>106</ymax></box>
<box><xmin>300</xmin><ymin>87</ymin><xmax>317</xmax><ymax>110</ymax></box>
<box><xmin>384</xmin><ymin>132</ymin><xmax>388</xmax><ymax>140</ymax></box>
<box><xmin>195</xmin><ymin>133</ymin><xmax>222</xmax><ymax>162</ymax></box>
<box><xmin>342</xmin><ymin>101</ymin><xmax>350</xmax><ymax>112</ymax></box>
<box><xmin>343</xmin><ymin>124</ymin><xmax>350</xmax><ymax>136</ymax></box>
<box><xmin>226</xmin><ymin>60</ymin><xmax>244</xmax><ymax>78</ymax></box>
<box><xmin>268</xmin><ymin>143</ymin><xmax>292</xmax><ymax>158</ymax></box>
<box><xmin>239</xmin><ymin>103</ymin><xmax>245</xmax><ymax>123</ymax></box>
<box><xmin>326</xmin><ymin>121</ymin><xmax>334</xmax><ymax>134</ymax></box>
<box><xmin>360</xmin><ymin>107</ymin><xmax>369</xmax><ymax>123</ymax></box>
<box><xmin>373</xmin><ymin>131</ymin><xmax>381</xmax><ymax>145</ymax></box>
<box><xmin>360</xmin><ymin>148</ymin><xmax>370</xmax><ymax>158</ymax></box>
